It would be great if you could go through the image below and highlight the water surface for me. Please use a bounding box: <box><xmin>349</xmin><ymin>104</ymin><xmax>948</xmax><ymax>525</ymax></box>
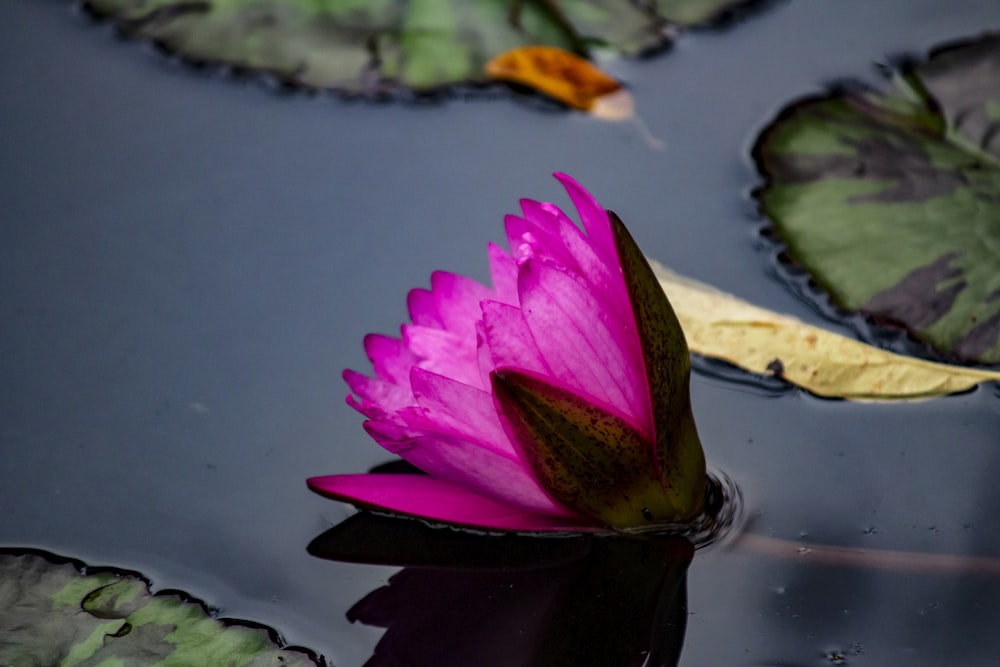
<box><xmin>2</xmin><ymin>1</ymin><xmax>999</xmax><ymax>664</ymax></box>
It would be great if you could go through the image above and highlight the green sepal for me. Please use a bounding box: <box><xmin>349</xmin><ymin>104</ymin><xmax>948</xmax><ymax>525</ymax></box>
<box><xmin>609</xmin><ymin>211</ymin><xmax>706</xmax><ymax>520</ymax></box>
<box><xmin>492</xmin><ymin>368</ymin><xmax>696</xmax><ymax>528</ymax></box>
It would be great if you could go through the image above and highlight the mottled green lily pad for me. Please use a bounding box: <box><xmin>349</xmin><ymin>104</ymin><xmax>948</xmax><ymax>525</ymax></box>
<box><xmin>0</xmin><ymin>549</ymin><xmax>321</xmax><ymax>667</ymax></box>
<box><xmin>754</xmin><ymin>32</ymin><xmax>1000</xmax><ymax>365</ymax></box>
<box><xmin>82</xmin><ymin>0</ymin><xmax>759</xmax><ymax>93</ymax></box>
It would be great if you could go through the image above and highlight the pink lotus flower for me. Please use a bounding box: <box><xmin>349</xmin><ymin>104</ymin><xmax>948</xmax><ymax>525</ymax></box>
<box><xmin>308</xmin><ymin>174</ymin><xmax>706</xmax><ymax>532</ymax></box>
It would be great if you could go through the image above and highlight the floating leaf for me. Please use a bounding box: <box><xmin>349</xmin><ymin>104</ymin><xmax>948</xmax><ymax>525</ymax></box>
<box><xmin>485</xmin><ymin>46</ymin><xmax>633</xmax><ymax>119</ymax></box>
<box><xmin>650</xmin><ymin>261</ymin><xmax>1000</xmax><ymax>400</ymax></box>
<box><xmin>83</xmin><ymin>0</ymin><xmax>759</xmax><ymax>93</ymax></box>
<box><xmin>754</xmin><ymin>32</ymin><xmax>1000</xmax><ymax>364</ymax></box>
<box><xmin>0</xmin><ymin>550</ymin><xmax>321</xmax><ymax>667</ymax></box>
<box><xmin>653</xmin><ymin>0</ymin><xmax>760</xmax><ymax>26</ymax></box>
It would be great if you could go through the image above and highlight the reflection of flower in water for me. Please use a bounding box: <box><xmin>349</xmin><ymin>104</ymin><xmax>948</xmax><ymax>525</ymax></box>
<box><xmin>310</xmin><ymin>174</ymin><xmax>707</xmax><ymax>532</ymax></box>
<box><xmin>309</xmin><ymin>512</ymin><xmax>693</xmax><ymax>667</ymax></box>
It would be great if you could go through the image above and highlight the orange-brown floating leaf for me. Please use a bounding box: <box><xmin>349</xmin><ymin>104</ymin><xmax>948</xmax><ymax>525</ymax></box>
<box><xmin>485</xmin><ymin>46</ymin><xmax>630</xmax><ymax>116</ymax></box>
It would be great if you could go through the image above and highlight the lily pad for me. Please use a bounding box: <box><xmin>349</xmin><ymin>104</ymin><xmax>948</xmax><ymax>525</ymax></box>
<box><xmin>754</xmin><ymin>32</ymin><xmax>1000</xmax><ymax>364</ymax></box>
<box><xmin>0</xmin><ymin>549</ymin><xmax>322</xmax><ymax>667</ymax></box>
<box><xmin>82</xmin><ymin>0</ymin><xmax>759</xmax><ymax>93</ymax></box>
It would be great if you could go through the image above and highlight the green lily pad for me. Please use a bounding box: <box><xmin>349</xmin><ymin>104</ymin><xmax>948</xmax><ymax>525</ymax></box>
<box><xmin>754</xmin><ymin>32</ymin><xmax>1000</xmax><ymax>365</ymax></box>
<box><xmin>653</xmin><ymin>0</ymin><xmax>757</xmax><ymax>26</ymax></box>
<box><xmin>0</xmin><ymin>549</ymin><xmax>321</xmax><ymax>667</ymax></box>
<box><xmin>82</xmin><ymin>0</ymin><xmax>758</xmax><ymax>93</ymax></box>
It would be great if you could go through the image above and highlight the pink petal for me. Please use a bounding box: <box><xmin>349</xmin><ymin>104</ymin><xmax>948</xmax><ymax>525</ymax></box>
<box><xmin>406</xmin><ymin>287</ymin><xmax>442</xmax><ymax>328</ymax></box>
<box><xmin>406</xmin><ymin>272</ymin><xmax>493</xmax><ymax>334</ymax></box>
<box><xmin>362</xmin><ymin>422</ymin><xmax>567</xmax><ymax>515</ymax></box>
<box><xmin>551</xmin><ymin>208</ymin><xmax>628</xmax><ymax>311</ymax></box>
<box><xmin>479</xmin><ymin>300</ymin><xmax>549</xmax><ymax>375</ymax></box>
<box><xmin>517</xmin><ymin>259</ymin><xmax>647</xmax><ymax>430</ymax></box>
<box><xmin>428</xmin><ymin>271</ymin><xmax>494</xmax><ymax>334</ymax></box>
<box><xmin>409</xmin><ymin>367</ymin><xmax>510</xmax><ymax>455</ymax></box>
<box><xmin>505</xmin><ymin>212</ymin><xmax>575</xmax><ymax>270</ymax></box>
<box><xmin>307</xmin><ymin>474</ymin><xmax>594</xmax><ymax>532</ymax></box>
<box><xmin>475</xmin><ymin>320</ymin><xmax>497</xmax><ymax>391</ymax></box>
<box><xmin>403</xmin><ymin>324</ymin><xmax>482</xmax><ymax>388</ymax></box>
<box><xmin>516</xmin><ymin>197</ymin><xmax>630</xmax><ymax>327</ymax></box>
<box><xmin>554</xmin><ymin>172</ymin><xmax>616</xmax><ymax>263</ymax></box>
<box><xmin>364</xmin><ymin>334</ymin><xmax>419</xmax><ymax>385</ymax></box>
<box><xmin>487</xmin><ymin>243</ymin><xmax>518</xmax><ymax>305</ymax></box>
<box><xmin>343</xmin><ymin>369</ymin><xmax>414</xmax><ymax>418</ymax></box>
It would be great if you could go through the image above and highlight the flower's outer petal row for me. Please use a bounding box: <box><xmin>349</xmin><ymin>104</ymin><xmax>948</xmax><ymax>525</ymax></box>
<box><xmin>362</xmin><ymin>421</ymin><xmax>567</xmax><ymax>515</ymax></box>
<box><xmin>509</xmin><ymin>198</ymin><xmax>630</xmax><ymax>326</ymax></box>
<box><xmin>406</xmin><ymin>271</ymin><xmax>491</xmax><ymax>330</ymax></box>
<box><xmin>409</xmin><ymin>367</ymin><xmax>511</xmax><ymax>455</ymax></box>
<box><xmin>554</xmin><ymin>172</ymin><xmax>617</xmax><ymax>265</ymax></box>
<box><xmin>548</xmin><ymin>204</ymin><xmax>631</xmax><ymax>321</ymax></box>
<box><xmin>406</xmin><ymin>288</ymin><xmax>443</xmax><ymax>328</ymax></box>
<box><xmin>307</xmin><ymin>474</ymin><xmax>593</xmax><ymax>532</ymax></box>
<box><xmin>543</xmin><ymin>175</ymin><xmax>651</xmax><ymax>440</ymax></box>
<box><xmin>518</xmin><ymin>198</ymin><xmax>624</xmax><ymax>318</ymax></box>
<box><xmin>487</xmin><ymin>243</ymin><xmax>519</xmax><ymax>305</ymax></box>
<box><xmin>475</xmin><ymin>320</ymin><xmax>496</xmax><ymax>396</ymax></box>
<box><xmin>512</xmin><ymin>198</ymin><xmax>631</xmax><ymax>327</ymax></box>
<box><xmin>364</xmin><ymin>334</ymin><xmax>419</xmax><ymax>386</ymax></box>
<box><xmin>507</xmin><ymin>206</ymin><xmax>576</xmax><ymax>271</ymax></box>
<box><xmin>512</xmin><ymin>187</ymin><xmax>647</xmax><ymax>426</ymax></box>
<box><xmin>404</xmin><ymin>271</ymin><xmax>496</xmax><ymax>391</ymax></box>
<box><xmin>344</xmin><ymin>369</ymin><xmax>413</xmax><ymax>420</ymax></box>
<box><xmin>518</xmin><ymin>259</ymin><xmax>648</xmax><ymax>432</ymax></box>
<box><xmin>427</xmin><ymin>271</ymin><xmax>495</xmax><ymax>334</ymax></box>
<box><xmin>479</xmin><ymin>300</ymin><xmax>550</xmax><ymax>376</ymax></box>
<box><xmin>403</xmin><ymin>325</ymin><xmax>481</xmax><ymax>389</ymax></box>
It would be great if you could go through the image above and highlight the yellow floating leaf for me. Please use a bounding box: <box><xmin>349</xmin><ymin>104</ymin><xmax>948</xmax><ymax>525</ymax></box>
<box><xmin>650</xmin><ymin>260</ymin><xmax>1000</xmax><ymax>400</ymax></box>
<box><xmin>485</xmin><ymin>46</ymin><xmax>632</xmax><ymax>119</ymax></box>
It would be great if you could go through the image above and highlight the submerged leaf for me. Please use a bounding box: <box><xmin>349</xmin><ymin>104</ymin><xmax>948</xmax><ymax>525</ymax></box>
<box><xmin>485</xmin><ymin>46</ymin><xmax>633</xmax><ymax>119</ymax></box>
<box><xmin>754</xmin><ymin>32</ymin><xmax>1000</xmax><ymax>364</ymax></box>
<box><xmin>0</xmin><ymin>550</ymin><xmax>321</xmax><ymax>667</ymax></box>
<box><xmin>83</xmin><ymin>0</ymin><xmax>760</xmax><ymax>92</ymax></box>
<box><xmin>651</xmin><ymin>261</ymin><xmax>1000</xmax><ymax>400</ymax></box>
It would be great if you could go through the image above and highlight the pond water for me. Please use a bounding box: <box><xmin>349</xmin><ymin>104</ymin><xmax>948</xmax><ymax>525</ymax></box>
<box><xmin>2</xmin><ymin>1</ymin><xmax>1000</xmax><ymax>664</ymax></box>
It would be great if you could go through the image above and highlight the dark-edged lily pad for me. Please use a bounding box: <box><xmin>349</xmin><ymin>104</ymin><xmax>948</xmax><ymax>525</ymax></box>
<box><xmin>83</xmin><ymin>0</ymin><xmax>760</xmax><ymax>93</ymax></box>
<box><xmin>0</xmin><ymin>549</ymin><xmax>322</xmax><ymax>667</ymax></box>
<box><xmin>754</xmin><ymin>32</ymin><xmax>1000</xmax><ymax>365</ymax></box>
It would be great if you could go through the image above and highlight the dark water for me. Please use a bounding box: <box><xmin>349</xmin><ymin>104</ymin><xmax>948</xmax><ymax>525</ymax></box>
<box><xmin>2</xmin><ymin>1</ymin><xmax>1000</xmax><ymax>664</ymax></box>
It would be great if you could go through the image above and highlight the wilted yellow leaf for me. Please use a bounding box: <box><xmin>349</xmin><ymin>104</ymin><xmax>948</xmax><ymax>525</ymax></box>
<box><xmin>485</xmin><ymin>46</ymin><xmax>633</xmax><ymax>120</ymax></box>
<box><xmin>650</xmin><ymin>261</ymin><xmax>1000</xmax><ymax>400</ymax></box>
